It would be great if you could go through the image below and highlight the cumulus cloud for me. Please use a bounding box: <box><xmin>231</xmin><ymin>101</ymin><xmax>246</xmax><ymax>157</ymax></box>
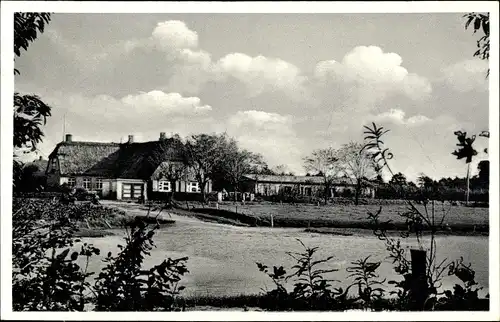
<box><xmin>16</xmin><ymin>17</ymin><xmax>489</xmax><ymax>182</ymax></box>
<box><xmin>227</xmin><ymin>110</ymin><xmax>305</xmax><ymax>173</ymax></box>
<box><xmin>229</xmin><ymin>110</ymin><xmax>292</xmax><ymax>129</ymax></box>
<box><xmin>441</xmin><ymin>59</ymin><xmax>489</xmax><ymax>92</ymax></box>
<box><xmin>121</xmin><ymin>90</ymin><xmax>212</xmax><ymax>114</ymax></box>
<box><xmin>151</xmin><ymin>20</ymin><xmax>199</xmax><ymax>49</ymax></box>
<box><xmin>23</xmin><ymin>88</ymin><xmax>216</xmax><ymax>159</ymax></box>
<box><xmin>214</xmin><ymin>53</ymin><xmax>308</xmax><ymax>98</ymax></box>
<box><xmin>374</xmin><ymin>109</ymin><xmax>431</xmax><ymax>126</ymax></box>
<box><xmin>314</xmin><ymin>46</ymin><xmax>432</xmax><ymax>102</ymax></box>
<box><xmin>38</xmin><ymin>90</ymin><xmax>212</xmax><ymax>130</ymax></box>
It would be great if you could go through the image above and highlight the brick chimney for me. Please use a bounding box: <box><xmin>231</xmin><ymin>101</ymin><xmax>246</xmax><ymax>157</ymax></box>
<box><xmin>127</xmin><ymin>135</ymin><xmax>134</xmax><ymax>143</ymax></box>
<box><xmin>160</xmin><ymin>132</ymin><xmax>166</xmax><ymax>140</ymax></box>
<box><xmin>65</xmin><ymin>134</ymin><xmax>72</xmax><ymax>142</ymax></box>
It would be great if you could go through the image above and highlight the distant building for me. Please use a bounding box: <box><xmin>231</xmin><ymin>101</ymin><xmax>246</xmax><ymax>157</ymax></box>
<box><xmin>25</xmin><ymin>156</ymin><xmax>49</xmax><ymax>179</ymax></box>
<box><xmin>46</xmin><ymin>133</ymin><xmax>212</xmax><ymax>201</ymax></box>
<box><xmin>17</xmin><ymin>156</ymin><xmax>49</xmax><ymax>192</ymax></box>
<box><xmin>241</xmin><ymin>174</ymin><xmax>376</xmax><ymax>198</ymax></box>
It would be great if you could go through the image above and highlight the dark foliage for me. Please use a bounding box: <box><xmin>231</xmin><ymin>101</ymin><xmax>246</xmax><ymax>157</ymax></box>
<box><xmin>452</xmin><ymin>131</ymin><xmax>478</xmax><ymax>164</ymax></box>
<box><xmin>14</xmin><ymin>13</ymin><xmax>52</xmax><ymax>60</ymax></box>
<box><xmin>464</xmin><ymin>12</ymin><xmax>490</xmax><ymax>77</ymax></box>
<box><xmin>12</xmin><ymin>198</ymin><xmax>96</xmax><ymax>311</ymax></box>
<box><xmin>12</xmin><ymin>199</ymin><xmax>189</xmax><ymax>311</ymax></box>
<box><xmin>93</xmin><ymin>217</ymin><xmax>188</xmax><ymax>311</ymax></box>
<box><xmin>256</xmin><ymin>239</ymin><xmax>348</xmax><ymax>311</ymax></box>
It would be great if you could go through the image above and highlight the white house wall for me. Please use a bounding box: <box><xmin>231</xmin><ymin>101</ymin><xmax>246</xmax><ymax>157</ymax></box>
<box><xmin>116</xmin><ymin>181</ymin><xmax>122</xmax><ymax>200</ymax></box>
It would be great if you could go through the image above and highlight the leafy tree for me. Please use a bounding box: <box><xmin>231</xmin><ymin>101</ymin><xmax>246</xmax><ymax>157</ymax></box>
<box><xmin>146</xmin><ymin>136</ymin><xmax>188</xmax><ymax>204</ymax></box>
<box><xmin>13</xmin><ymin>13</ymin><xmax>53</xmax><ymax>186</ymax></box>
<box><xmin>417</xmin><ymin>173</ymin><xmax>435</xmax><ymax>190</ymax></box>
<box><xmin>184</xmin><ymin>133</ymin><xmax>229</xmax><ymax>203</ymax></box>
<box><xmin>451</xmin><ymin>131</ymin><xmax>478</xmax><ymax>204</ymax></box>
<box><xmin>221</xmin><ymin>139</ymin><xmax>265</xmax><ymax>201</ymax></box>
<box><xmin>303</xmin><ymin>147</ymin><xmax>342</xmax><ymax>203</ymax></box>
<box><xmin>14</xmin><ymin>93</ymin><xmax>52</xmax><ymax>152</ymax></box>
<box><xmin>477</xmin><ymin>160</ymin><xmax>489</xmax><ymax>186</ymax></box>
<box><xmin>337</xmin><ymin>142</ymin><xmax>377</xmax><ymax>205</ymax></box>
<box><xmin>15</xmin><ymin>163</ymin><xmax>46</xmax><ymax>193</ymax></box>
<box><xmin>464</xmin><ymin>12</ymin><xmax>490</xmax><ymax>77</ymax></box>
<box><xmin>389</xmin><ymin>172</ymin><xmax>407</xmax><ymax>186</ymax></box>
<box><xmin>14</xmin><ymin>13</ymin><xmax>52</xmax><ymax>73</ymax></box>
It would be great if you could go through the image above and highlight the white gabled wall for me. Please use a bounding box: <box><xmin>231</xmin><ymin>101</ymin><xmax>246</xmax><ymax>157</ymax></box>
<box><xmin>116</xmin><ymin>181</ymin><xmax>122</xmax><ymax>200</ymax></box>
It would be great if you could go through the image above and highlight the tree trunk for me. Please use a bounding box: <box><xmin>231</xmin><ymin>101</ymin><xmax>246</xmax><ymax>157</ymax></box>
<box><xmin>324</xmin><ymin>183</ymin><xmax>330</xmax><ymax>205</ymax></box>
<box><xmin>466</xmin><ymin>163</ymin><xmax>470</xmax><ymax>205</ymax></box>
<box><xmin>201</xmin><ymin>181</ymin><xmax>206</xmax><ymax>204</ymax></box>
<box><xmin>355</xmin><ymin>180</ymin><xmax>361</xmax><ymax>206</ymax></box>
<box><xmin>170</xmin><ymin>180</ymin><xmax>176</xmax><ymax>206</ymax></box>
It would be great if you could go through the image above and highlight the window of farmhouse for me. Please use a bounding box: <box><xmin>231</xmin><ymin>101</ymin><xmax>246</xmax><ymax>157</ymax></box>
<box><xmin>158</xmin><ymin>180</ymin><xmax>171</xmax><ymax>192</ymax></box>
<box><xmin>67</xmin><ymin>177</ymin><xmax>76</xmax><ymax>187</ymax></box>
<box><xmin>83</xmin><ymin>178</ymin><xmax>92</xmax><ymax>190</ymax></box>
<box><xmin>187</xmin><ymin>181</ymin><xmax>201</xmax><ymax>193</ymax></box>
<box><xmin>95</xmin><ymin>178</ymin><xmax>103</xmax><ymax>190</ymax></box>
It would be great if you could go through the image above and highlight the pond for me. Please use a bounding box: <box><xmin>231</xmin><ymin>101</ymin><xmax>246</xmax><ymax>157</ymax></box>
<box><xmin>78</xmin><ymin>220</ymin><xmax>489</xmax><ymax>298</ymax></box>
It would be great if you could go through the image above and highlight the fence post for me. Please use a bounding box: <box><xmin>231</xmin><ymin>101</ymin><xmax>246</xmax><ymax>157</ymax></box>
<box><xmin>410</xmin><ymin>249</ymin><xmax>428</xmax><ymax>310</ymax></box>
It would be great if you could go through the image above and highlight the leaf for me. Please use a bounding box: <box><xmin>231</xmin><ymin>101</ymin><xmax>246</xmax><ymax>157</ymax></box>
<box><xmin>56</xmin><ymin>248</ymin><xmax>70</xmax><ymax>261</ymax></box>
<box><xmin>474</xmin><ymin>17</ymin><xmax>481</xmax><ymax>32</ymax></box>
<box><xmin>465</xmin><ymin>16</ymin><xmax>474</xmax><ymax>29</ymax></box>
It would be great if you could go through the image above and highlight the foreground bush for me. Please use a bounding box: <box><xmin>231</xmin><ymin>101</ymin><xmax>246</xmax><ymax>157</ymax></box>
<box><xmin>13</xmin><ymin>198</ymin><xmax>128</xmax><ymax>229</ymax></box>
<box><xmin>12</xmin><ymin>198</ymin><xmax>189</xmax><ymax>311</ymax></box>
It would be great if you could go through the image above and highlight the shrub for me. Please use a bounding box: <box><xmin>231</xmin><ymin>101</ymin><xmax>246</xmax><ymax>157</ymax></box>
<box><xmin>12</xmin><ymin>200</ymin><xmax>98</xmax><ymax>311</ymax></box>
<box><xmin>93</xmin><ymin>217</ymin><xmax>189</xmax><ymax>311</ymax></box>
<box><xmin>256</xmin><ymin>239</ymin><xmax>353</xmax><ymax>311</ymax></box>
<box><xmin>12</xmin><ymin>198</ymin><xmax>190</xmax><ymax>311</ymax></box>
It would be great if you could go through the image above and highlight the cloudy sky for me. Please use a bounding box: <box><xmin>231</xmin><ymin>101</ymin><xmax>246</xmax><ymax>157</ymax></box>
<box><xmin>14</xmin><ymin>13</ymin><xmax>489</xmax><ymax>182</ymax></box>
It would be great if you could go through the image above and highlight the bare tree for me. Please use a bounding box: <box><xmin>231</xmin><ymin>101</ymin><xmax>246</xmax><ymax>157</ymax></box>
<box><xmin>338</xmin><ymin>142</ymin><xmax>377</xmax><ymax>205</ymax></box>
<box><xmin>184</xmin><ymin>133</ymin><xmax>229</xmax><ymax>203</ymax></box>
<box><xmin>223</xmin><ymin>139</ymin><xmax>266</xmax><ymax>201</ymax></box>
<box><xmin>303</xmin><ymin>147</ymin><xmax>342</xmax><ymax>204</ymax></box>
<box><xmin>273</xmin><ymin>164</ymin><xmax>288</xmax><ymax>199</ymax></box>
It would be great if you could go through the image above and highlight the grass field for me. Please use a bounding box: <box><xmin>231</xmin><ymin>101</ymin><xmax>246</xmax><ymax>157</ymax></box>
<box><xmin>188</xmin><ymin>201</ymin><xmax>489</xmax><ymax>233</ymax></box>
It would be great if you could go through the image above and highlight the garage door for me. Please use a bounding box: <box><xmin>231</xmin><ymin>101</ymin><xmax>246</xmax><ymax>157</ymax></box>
<box><xmin>122</xmin><ymin>183</ymin><xmax>143</xmax><ymax>199</ymax></box>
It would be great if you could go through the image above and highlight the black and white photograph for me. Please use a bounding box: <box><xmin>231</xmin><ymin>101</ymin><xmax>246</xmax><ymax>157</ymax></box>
<box><xmin>1</xmin><ymin>1</ymin><xmax>498</xmax><ymax>320</ymax></box>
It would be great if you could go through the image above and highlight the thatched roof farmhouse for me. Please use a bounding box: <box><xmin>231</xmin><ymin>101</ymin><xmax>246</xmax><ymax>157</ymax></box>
<box><xmin>46</xmin><ymin>133</ymin><xmax>210</xmax><ymax>201</ymax></box>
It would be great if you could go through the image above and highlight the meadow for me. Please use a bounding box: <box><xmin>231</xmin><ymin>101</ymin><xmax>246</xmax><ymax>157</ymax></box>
<box><xmin>187</xmin><ymin>200</ymin><xmax>489</xmax><ymax>234</ymax></box>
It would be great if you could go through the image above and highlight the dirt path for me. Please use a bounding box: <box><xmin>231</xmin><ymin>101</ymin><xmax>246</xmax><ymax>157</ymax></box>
<box><xmin>100</xmin><ymin>200</ymin><xmax>250</xmax><ymax>229</ymax></box>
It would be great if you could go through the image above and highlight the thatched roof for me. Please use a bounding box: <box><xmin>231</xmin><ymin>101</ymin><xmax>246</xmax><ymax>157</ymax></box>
<box><xmin>242</xmin><ymin>174</ymin><xmax>354</xmax><ymax>185</ymax></box>
<box><xmin>49</xmin><ymin>138</ymin><xmax>185</xmax><ymax>179</ymax></box>
<box><xmin>113</xmin><ymin>139</ymin><xmax>185</xmax><ymax>179</ymax></box>
<box><xmin>49</xmin><ymin>142</ymin><xmax>120</xmax><ymax>176</ymax></box>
